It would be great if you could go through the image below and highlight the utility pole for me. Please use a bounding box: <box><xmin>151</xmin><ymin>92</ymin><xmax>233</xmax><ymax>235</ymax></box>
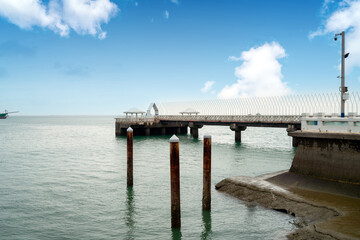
<box><xmin>334</xmin><ymin>31</ymin><xmax>349</xmax><ymax>118</ymax></box>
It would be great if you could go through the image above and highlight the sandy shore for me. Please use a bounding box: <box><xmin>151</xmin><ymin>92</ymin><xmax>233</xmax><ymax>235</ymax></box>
<box><xmin>215</xmin><ymin>171</ymin><xmax>360</xmax><ymax>240</ymax></box>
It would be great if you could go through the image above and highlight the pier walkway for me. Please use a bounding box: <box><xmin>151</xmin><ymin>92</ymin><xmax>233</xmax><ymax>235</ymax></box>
<box><xmin>157</xmin><ymin>114</ymin><xmax>301</xmax><ymax>127</ymax></box>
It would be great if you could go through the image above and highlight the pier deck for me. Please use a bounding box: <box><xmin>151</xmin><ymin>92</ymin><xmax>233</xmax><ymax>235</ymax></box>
<box><xmin>115</xmin><ymin>115</ymin><xmax>301</xmax><ymax>143</ymax></box>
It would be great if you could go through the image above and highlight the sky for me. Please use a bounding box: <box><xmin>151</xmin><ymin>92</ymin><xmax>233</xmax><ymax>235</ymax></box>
<box><xmin>0</xmin><ymin>0</ymin><xmax>359</xmax><ymax>115</ymax></box>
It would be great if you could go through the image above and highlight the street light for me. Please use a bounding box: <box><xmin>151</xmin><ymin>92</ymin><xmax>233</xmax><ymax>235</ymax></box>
<box><xmin>334</xmin><ymin>31</ymin><xmax>350</xmax><ymax>118</ymax></box>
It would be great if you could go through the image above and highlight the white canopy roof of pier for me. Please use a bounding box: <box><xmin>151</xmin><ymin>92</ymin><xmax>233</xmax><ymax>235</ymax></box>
<box><xmin>124</xmin><ymin>107</ymin><xmax>146</xmax><ymax>114</ymax></box>
<box><xmin>124</xmin><ymin>108</ymin><xmax>146</xmax><ymax>117</ymax></box>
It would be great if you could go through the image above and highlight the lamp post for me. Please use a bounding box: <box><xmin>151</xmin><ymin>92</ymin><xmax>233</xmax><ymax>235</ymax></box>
<box><xmin>334</xmin><ymin>31</ymin><xmax>349</xmax><ymax>118</ymax></box>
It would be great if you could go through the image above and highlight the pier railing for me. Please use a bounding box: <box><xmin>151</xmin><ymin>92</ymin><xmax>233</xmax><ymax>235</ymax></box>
<box><xmin>157</xmin><ymin>115</ymin><xmax>301</xmax><ymax>124</ymax></box>
<box><xmin>116</xmin><ymin>116</ymin><xmax>155</xmax><ymax>124</ymax></box>
<box><xmin>301</xmin><ymin>113</ymin><xmax>360</xmax><ymax>133</ymax></box>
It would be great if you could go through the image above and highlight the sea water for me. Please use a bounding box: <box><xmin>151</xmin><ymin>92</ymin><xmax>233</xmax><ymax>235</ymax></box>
<box><xmin>0</xmin><ymin>116</ymin><xmax>296</xmax><ymax>240</ymax></box>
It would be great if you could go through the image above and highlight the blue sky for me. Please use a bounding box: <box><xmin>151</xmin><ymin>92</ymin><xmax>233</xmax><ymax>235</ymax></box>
<box><xmin>0</xmin><ymin>0</ymin><xmax>359</xmax><ymax>115</ymax></box>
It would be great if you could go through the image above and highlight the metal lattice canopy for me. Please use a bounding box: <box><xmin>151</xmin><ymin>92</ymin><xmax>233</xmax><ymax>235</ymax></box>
<box><xmin>157</xmin><ymin>92</ymin><xmax>360</xmax><ymax>116</ymax></box>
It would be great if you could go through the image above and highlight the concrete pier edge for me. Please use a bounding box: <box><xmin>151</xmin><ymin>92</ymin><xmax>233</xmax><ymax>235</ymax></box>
<box><xmin>288</xmin><ymin>131</ymin><xmax>360</xmax><ymax>184</ymax></box>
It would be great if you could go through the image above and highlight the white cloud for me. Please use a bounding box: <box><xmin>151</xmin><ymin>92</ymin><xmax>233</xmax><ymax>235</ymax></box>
<box><xmin>218</xmin><ymin>42</ymin><xmax>291</xmax><ymax>99</ymax></box>
<box><xmin>310</xmin><ymin>0</ymin><xmax>360</xmax><ymax>70</ymax></box>
<box><xmin>228</xmin><ymin>55</ymin><xmax>242</xmax><ymax>61</ymax></box>
<box><xmin>163</xmin><ymin>10</ymin><xmax>169</xmax><ymax>19</ymax></box>
<box><xmin>170</xmin><ymin>0</ymin><xmax>179</xmax><ymax>4</ymax></box>
<box><xmin>321</xmin><ymin>0</ymin><xmax>335</xmax><ymax>14</ymax></box>
<box><xmin>0</xmin><ymin>0</ymin><xmax>118</xmax><ymax>39</ymax></box>
<box><xmin>201</xmin><ymin>81</ymin><xmax>215</xmax><ymax>93</ymax></box>
<box><xmin>98</xmin><ymin>31</ymin><xmax>107</xmax><ymax>39</ymax></box>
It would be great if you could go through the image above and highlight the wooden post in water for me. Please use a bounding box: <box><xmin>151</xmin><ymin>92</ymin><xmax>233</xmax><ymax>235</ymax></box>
<box><xmin>202</xmin><ymin>135</ymin><xmax>211</xmax><ymax>210</ymax></box>
<box><xmin>170</xmin><ymin>134</ymin><xmax>181</xmax><ymax>228</ymax></box>
<box><xmin>127</xmin><ymin>127</ymin><xmax>133</xmax><ymax>187</ymax></box>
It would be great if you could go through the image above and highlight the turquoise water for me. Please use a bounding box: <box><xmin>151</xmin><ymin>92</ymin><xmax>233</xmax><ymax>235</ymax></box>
<box><xmin>0</xmin><ymin>116</ymin><xmax>296</xmax><ymax>239</ymax></box>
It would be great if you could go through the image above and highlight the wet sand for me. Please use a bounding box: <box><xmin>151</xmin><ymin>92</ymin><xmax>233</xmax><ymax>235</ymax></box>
<box><xmin>216</xmin><ymin>171</ymin><xmax>360</xmax><ymax>240</ymax></box>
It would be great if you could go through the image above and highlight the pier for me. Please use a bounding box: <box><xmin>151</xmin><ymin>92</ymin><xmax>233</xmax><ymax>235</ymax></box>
<box><xmin>116</xmin><ymin>93</ymin><xmax>360</xmax><ymax>146</ymax></box>
<box><xmin>115</xmin><ymin>114</ymin><xmax>302</xmax><ymax>144</ymax></box>
<box><xmin>115</xmin><ymin>94</ymin><xmax>360</xmax><ymax>181</ymax></box>
<box><xmin>115</xmin><ymin>94</ymin><xmax>360</xmax><ymax>187</ymax></box>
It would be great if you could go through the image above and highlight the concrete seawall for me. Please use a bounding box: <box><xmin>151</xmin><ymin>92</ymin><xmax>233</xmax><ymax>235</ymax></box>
<box><xmin>288</xmin><ymin>131</ymin><xmax>360</xmax><ymax>184</ymax></box>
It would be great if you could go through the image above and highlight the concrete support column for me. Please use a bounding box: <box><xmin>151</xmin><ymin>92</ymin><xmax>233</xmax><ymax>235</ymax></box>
<box><xmin>145</xmin><ymin>127</ymin><xmax>150</xmax><ymax>136</ymax></box>
<box><xmin>189</xmin><ymin>123</ymin><xmax>203</xmax><ymax>139</ymax></box>
<box><xmin>176</xmin><ymin>127</ymin><xmax>181</xmax><ymax>135</ymax></box>
<box><xmin>115</xmin><ymin>122</ymin><xmax>120</xmax><ymax>136</ymax></box>
<box><xmin>192</xmin><ymin>127</ymin><xmax>199</xmax><ymax>139</ymax></box>
<box><xmin>161</xmin><ymin>127</ymin><xmax>166</xmax><ymax>135</ymax></box>
<box><xmin>235</xmin><ymin>130</ymin><xmax>241</xmax><ymax>142</ymax></box>
<box><xmin>230</xmin><ymin>124</ymin><xmax>247</xmax><ymax>143</ymax></box>
<box><xmin>181</xmin><ymin>127</ymin><xmax>188</xmax><ymax>134</ymax></box>
<box><xmin>292</xmin><ymin>137</ymin><xmax>300</xmax><ymax>147</ymax></box>
<box><xmin>287</xmin><ymin>125</ymin><xmax>301</xmax><ymax>147</ymax></box>
<box><xmin>120</xmin><ymin>128</ymin><xmax>128</xmax><ymax>136</ymax></box>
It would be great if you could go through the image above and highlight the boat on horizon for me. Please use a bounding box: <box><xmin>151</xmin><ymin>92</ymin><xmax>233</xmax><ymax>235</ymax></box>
<box><xmin>0</xmin><ymin>110</ymin><xmax>19</xmax><ymax>119</ymax></box>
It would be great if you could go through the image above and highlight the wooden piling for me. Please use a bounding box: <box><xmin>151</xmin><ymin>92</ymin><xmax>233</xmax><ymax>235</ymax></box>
<box><xmin>170</xmin><ymin>134</ymin><xmax>181</xmax><ymax>228</ymax></box>
<box><xmin>127</xmin><ymin>127</ymin><xmax>133</xmax><ymax>187</ymax></box>
<box><xmin>202</xmin><ymin>135</ymin><xmax>211</xmax><ymax>210</ymax></box>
